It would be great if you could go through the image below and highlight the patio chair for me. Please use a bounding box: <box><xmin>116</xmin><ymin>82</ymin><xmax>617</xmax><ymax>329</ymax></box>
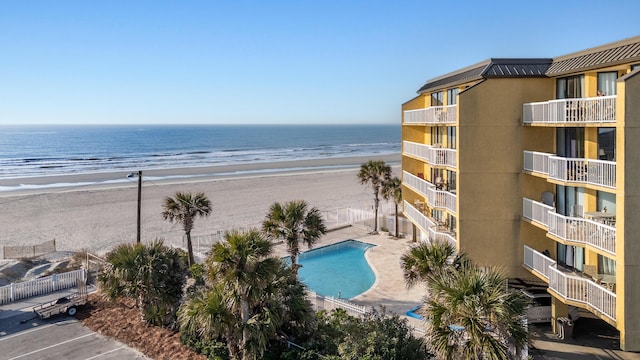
<box><xmin>435</xmin><ymin>176</ymin><xmax>444</xmax><ymax>190</ymax></box>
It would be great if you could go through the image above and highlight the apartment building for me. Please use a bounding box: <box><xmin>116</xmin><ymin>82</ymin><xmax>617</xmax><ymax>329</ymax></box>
<box><xmin>401</xmin><ymin>36</ymin><xmax>640</xmax><ymax>351</ymax></box>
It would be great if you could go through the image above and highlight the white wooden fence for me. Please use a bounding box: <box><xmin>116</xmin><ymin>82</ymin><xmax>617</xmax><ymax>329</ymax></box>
<box><xmin>0</xmin><ymin>269</ymin><xmax>86</xmax><ymax>305</ymax></box>
<box><xmin>306</xmin><ymin>290</ymin><xmax>366</xmax><ymax>318</ymax></box>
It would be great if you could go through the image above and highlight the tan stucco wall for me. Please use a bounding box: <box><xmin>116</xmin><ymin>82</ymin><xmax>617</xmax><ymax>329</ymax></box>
<box><xmin>618</xmin><ymin>71</ymin><xmax>640</xmax><ymax>351</ymax></box>
<box><xmin>402</xmin><ymin>95</ymin><xmax>427</xmax><ymax>112</ymax></box>
<box><xmin>457</xmin><ymin>77</ymin><xmax>554</xmax><ymax>275</ymax></box>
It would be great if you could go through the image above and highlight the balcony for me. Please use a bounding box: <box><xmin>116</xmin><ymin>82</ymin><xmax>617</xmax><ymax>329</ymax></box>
<box><xmin>523</xmin><ymin>95</ymin><xmax>616</xmax><ymax>125</ymax></box>
<box><xmin>404</xmin><ymin>141</ymin><xmax>457</xmax><ymax>169</ymax></box>
<box><xmin>522</xmin><ymin>198</ymin><xmax>554</xmax><ymax>228</ymax></box>
<box><xmin>404</xmin><ymin>105</ymin><xmax>456</xmax><ymax>125</ymax></box>
<box><xmin>403</xmin><ymin>171</ymin><xmax>457</xmax><ymax>214</ymax></box>
<box><xmin>548</xmin><ymin>212</ymin><xmax>616</xmax><ymax>256</ymax></box>
<box><xmin>403</xmin><ymin>200</ymin><xmax>456</xmax><ymax>247</ymax></box>
<box><xmin>524</xmin><ymin>245</ymin><xmax>616</xmax><ymax>322</ymax></box>
<box><xmin>522</xmin><ymin>198</ymin><xmax>616</xmax><ymax>256</ymax></box>
<box><xmin>523</xmin><ymin>151</ymin><xmax>616</xmax><ymax>189</ymax></box>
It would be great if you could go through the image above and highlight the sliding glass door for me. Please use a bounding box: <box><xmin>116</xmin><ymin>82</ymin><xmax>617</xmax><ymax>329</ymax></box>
<box><xmin>557</xmin><ymin>75</ymin><xmax>584</xmax><ymax>99</ymax></box>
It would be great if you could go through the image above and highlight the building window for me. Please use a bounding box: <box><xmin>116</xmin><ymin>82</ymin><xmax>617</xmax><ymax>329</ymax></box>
<box><xmin>556</xmin><ymin>127</ymin><xmax>585</xmax><ymax>158</ymax></box>
<box><xmin>555</xmin><ymin>185</ymin><xmax>586</xmax><ymax>273</ymax></box>
<box><xmin>597</xmin><ymin>190</ymin><xmax>616</xmax><ymax>215</ymax></box>
<box><xmin>597</xmin><ymin>71</ymin><xmax>617</xmax><ymax>96</ymax></box>
<box><xmin>598</xmin><ymin>254</ymin><xmax>616</xmax><ymax>275</ymax></box>
<box><xmin>556</xmin><ymin>185</ymin><xmax>584</xmax><ymax>218</ymax></box>
<box><xmin>447</xmin><ymin>214</ymin><xmax>456</xmax><ymax>234</ymax></box>
<box><xmin>446</xmin><ymin>126</ymin><xmax>456</xmax><ymax>149</ymax></box>
<box><xmin>446</xmin><ymin>170</ymin><xmax>456</xmax><ymax>192</ymax></box>
<box><xmin>431</xmin><ymin>91</ymin><xmax>443</xmax><ymax>106</ymax></box>
<box><xmin>556</xmin><ymin>75</ymin><xmax>584</xmax><ymax>99</ymax></box>
<box><xmin>632</xmin><ymin>64</ymin><xmax>640</xmax><ymax>71</ymax></box>
<box><xmin>598</xmin><ymin>127</ymin><xmax>615</xmax><ymax>161</ymax></box>
<box><xmin>447</xmin><ymin>88</ymin><xmax>458</xmax><ymax>105</ymax></box>
<box><xmin>431</xmin><ymin>126</ymin><xmax>443</xmax><ymax>146</ymax></box>
<box><xmin>557</xmin><ymin>244</ymin><xmax>584</xmax><ymax>272</ymax></box>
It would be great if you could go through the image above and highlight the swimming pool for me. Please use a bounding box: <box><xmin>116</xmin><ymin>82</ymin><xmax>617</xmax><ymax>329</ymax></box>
<box><xmin>295</xmin><ymin>240</ymin><xmax>376</xmax><ymax>299</ymax></box>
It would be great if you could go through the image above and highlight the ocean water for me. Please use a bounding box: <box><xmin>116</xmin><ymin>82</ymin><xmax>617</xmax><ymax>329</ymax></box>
<box><xmin>0</xmin><ymin>124</ymin><xmax>400</xmax><ymax>185</ymax></box>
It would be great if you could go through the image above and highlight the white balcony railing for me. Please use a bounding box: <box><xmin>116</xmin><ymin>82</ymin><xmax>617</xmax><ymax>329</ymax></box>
<box><xmin>404</xmin><ymin>171</ymin><xmax>457</xmax><ymax>215</ymax></box>
<box><xmin>426</xmin><ymin>226</ymin><xmax>457</xmax><ymax>248</ymax></box>
<box><xmin>522</xmin><ymin>198</ymin><xmax>554</xmax><ymax>228</ymax></box>
<box><xmin>524</xmin><ymin>151</ymin><xmax>616</xmax><ymax>189</ymax></box>
<box><xmin>548</xmin><ymin>157</ymin><xmax>616</xmax><ymax>189</ymax></box>
<box><xmin>403</xmin><ymin>171</ymin><xmax>431</xmax><ymax>198</ymax></box>
<box><xmin>404</xmin><ymin>141</ymin><xmax>457</xmax><ymax>169</ymax></box>
<box><xmin>426</xmin><ymin>187</ymin><xmax>457</xmax><ymax>214</ymax></box>
<box><xmin>523</xmin><ymin>96</ymin><xmax>616</xmax><ymax>125</ymax></box>
<box><xmin>523</xmin><ymin>245</ymin><xmax>616</xmax><ymax>321</ymax></box>
<box><xmin>523</xmin><ymin>151</ymin><xmax>551</xmax><ymax>174</ymax></box>
<box><xmin>548</xmin><ymin>266</ymin><xmax>617</xmax><ymax>322</ymax></box>
<box><xmin>547</xmin><ymin>212</ymin><xmax>616</xmax><ymax>256</ymax></box>
<box><xmin>521</xmin><ymin>197</ymin><xmax>616</xmax><ymax>256</ymax></box>
<box><xmin>403</xmin><ymin>200</ymin><xmax>456</xmax><ymax>247</ymax></box>
<box><xmin>404</xmin><ymin>200</ymin><xmax>436</xmax><ymax>233</ymax></box>
<box><xmin>523</xmin><ymin>245</ymin><xmax>556</xmax><ymax>280</ymax></box>
<box><xmin>404</xmin><ymin>105</ymin><xmax>457</xmax><ymax>125</ymax></box>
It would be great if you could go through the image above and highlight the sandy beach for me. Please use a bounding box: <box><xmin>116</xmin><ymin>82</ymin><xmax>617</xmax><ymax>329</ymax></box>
<box><xmin>0</xmin><ymin>154</ymin><xmax>400</xmax><ymax>255</ymax></box>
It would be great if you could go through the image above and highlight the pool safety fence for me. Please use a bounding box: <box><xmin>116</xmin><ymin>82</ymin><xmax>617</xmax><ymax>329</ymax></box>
<box><xmin>182</xmin><ymin>205</ymin><xmax>401</xmax><ymax>258</ymax></box>
<box><xmin>385</xmin><ymin>215</ymin><xmax>413</xmax><ymax>237</ymax></box>
<box><xmin>0</xmin><ymin>268</ymin><xmax>86</xmax><ymax>305</ymax></box>
<box><xmin>2</xmin><ymin>239</ymin><xmax>56</xmax><ymax>259</ymax></box>
<box><xmin>306</xmin><ymin>290</ymin><xmax>366</xmax><ymax>318</ymax></box>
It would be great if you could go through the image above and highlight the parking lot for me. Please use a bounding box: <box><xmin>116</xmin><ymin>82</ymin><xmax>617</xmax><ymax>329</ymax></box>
<box><xmin>0</xmin><ymin>288</ymin><xmax>147</xmax><ymax>360</ymax></box>
<box><xmin>0</xmin><ymin>313</ymin><xmax>148</xmax><ymax>360</ymax></box>
<box><xmin>0</xmin><ymin>316</ymin><xmax>147</xmax><ymax>360</ymax></box>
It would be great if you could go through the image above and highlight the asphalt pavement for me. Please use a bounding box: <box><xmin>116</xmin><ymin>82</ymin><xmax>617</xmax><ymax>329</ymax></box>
<box><xmin>0</xmin><ymin>288</ymin><xmax>147</xmax><ymax>360</ymax></box>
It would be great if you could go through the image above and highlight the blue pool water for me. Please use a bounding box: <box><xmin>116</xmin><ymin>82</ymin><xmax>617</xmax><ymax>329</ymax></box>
<box><xmin>406</xmin><ymin>305</ymin><xmax>424</xmax><ymax>320</ymax></box>
<box><xmin>296</xmin><ymin>240</ymin><xmax>376</xmax><ymax>299</ymax></box>
<box><xmin>406</xmin><ymin>305</ymin><xmax>464</xmax><ymax>331</ymax></box>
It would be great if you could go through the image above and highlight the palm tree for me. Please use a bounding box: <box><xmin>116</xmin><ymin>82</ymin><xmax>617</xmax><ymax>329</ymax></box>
<box><xmin>178</xmin><ymin>283</ymin><xmax>238</xmax><ymax>358</ymax></box>
<box><xmin>262</xmin><ymin>200</ymin><xmax>327</xmax><ymax>275</ymax></box>
<box><xmin>424</xmin><ymin>264</ymin><xmax>529</xmax><ymax>360</ymax></box>
<box><xmin>162</xmin><ymin>191</ymin><xmax>212</xmax><ymax>266</ymax></box>
<box><xmin>180</xmin><ymin>229</ymin><xmax>314</xmax><ymax>360</ymax></box>
<box><xmin>381</xmin><ymin>176</ymin><xmax>402</xmax><ymax>237</ymax></box>
<box><xmin>99</xmin><ymin>240</ymin><xmax>187</xmax><ymax>327</ymax></box>
<box><xmin>357</xmin><ymin>160</ymin><xmax>391</xmax><ymax>233</ymax></box>
<box><xmin>400</xmin><ymin>240</ymin><xmax>468</xmax><ymax>288</ymax></box>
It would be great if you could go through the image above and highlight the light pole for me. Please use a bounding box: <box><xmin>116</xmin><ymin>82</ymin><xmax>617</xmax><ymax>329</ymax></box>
<box><xmin>128</xmin><ymin>171</ymin><xmax>142</xmax><ymax>243</ymax></box>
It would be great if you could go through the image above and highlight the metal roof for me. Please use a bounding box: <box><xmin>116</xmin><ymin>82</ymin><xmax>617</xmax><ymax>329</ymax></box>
<box><xmin>417</xmin><ymin>59</ymin><xmax>552</xmax><ymax>94</ymax></box>
<box><xmin>547</xmin><ymin>36</ymin><xmax>640</xmax><ymax>76</ymax></box>
<box><xmin>414</xmin><ymin>36</ymin><xmax>640</xmax><ymax>94</ymax></box>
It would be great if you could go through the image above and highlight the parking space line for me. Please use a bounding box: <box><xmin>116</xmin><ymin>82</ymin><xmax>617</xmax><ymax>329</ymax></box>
<box><xmin>8</xmin><ymin>332</ymin><xmax>94</xmax><ymax>360</ymax></box>
<box><xmin>84</xmin><ymin>346</ymin><xmax>125</xmax><ymax>360</ymax></box>
<box><xmin>0</xmin><ymin>323</ymin><xmax>57</xmax><ymax>342</ymax></box>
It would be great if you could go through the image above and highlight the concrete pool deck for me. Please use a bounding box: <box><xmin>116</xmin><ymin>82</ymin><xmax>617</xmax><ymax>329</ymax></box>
<box><xmin>278</xmin><ymin>225</ymin><xmax>640</xmax><ymax>359</ymax></box>
<box><xmin>272</xmin><ymin>225</ymin><xmax>427</xmax><ymax>327</ymax></box>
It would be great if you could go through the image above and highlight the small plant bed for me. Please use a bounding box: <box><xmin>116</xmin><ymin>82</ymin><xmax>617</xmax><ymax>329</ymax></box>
<box><xmin>77</xmin><ymin>293</ymin><xmax>205</xmax><ymax>360</ymax></box>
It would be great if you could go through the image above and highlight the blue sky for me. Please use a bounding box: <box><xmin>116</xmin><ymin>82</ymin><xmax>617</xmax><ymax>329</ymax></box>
<box><xmin>1</xmin><ymin>1</ymin><xmax>639</xmax><ymax>125</ymax></box>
